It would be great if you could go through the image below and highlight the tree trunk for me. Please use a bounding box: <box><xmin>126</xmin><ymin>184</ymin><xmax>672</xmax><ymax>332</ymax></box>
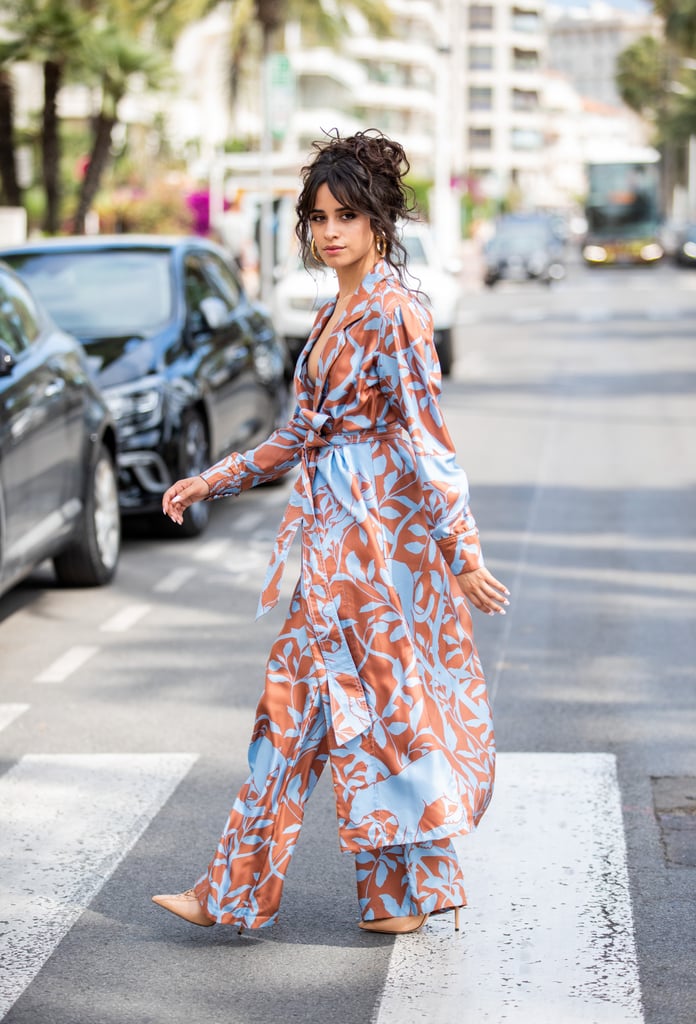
<box><xmin>42</xmin><ymin>59</ymin><xmax>62</xmax><ymax>234</ymax></box>
<box><xmin>72</xmin><ymin>110</ymin><xmax>116</xmax><ymax>234</ymax></box>
<box><xmin>0</xmin><ymin>69</ymin><xmax>22</xmax><ymax>206</ymax></box>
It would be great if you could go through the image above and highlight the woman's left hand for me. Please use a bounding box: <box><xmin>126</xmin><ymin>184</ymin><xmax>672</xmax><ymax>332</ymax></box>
<box><xmin>456</xmin><ymin>567</ymin><xmax>509</xmax><ymax>615</ymax></box>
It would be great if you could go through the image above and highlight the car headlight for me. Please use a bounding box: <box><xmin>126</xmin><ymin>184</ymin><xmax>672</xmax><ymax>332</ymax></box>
<box><xmin>639</xmin><ymin>243</ymin><xmax>663</xmax><ymax>262</ymax></box>
<box><xmin>103</xmin><ymin>377</ymin><xmax>164</xmax><ymax>435</ymax></box>
<box><xmin>583</xmin><ymin>245</ymin><xmax>608</xmax><ymax>263</ymax></box>
<box><xmin>682</xmin><ymin>241</ymin><xmax>696</xmax><ymax>259</ymax></box>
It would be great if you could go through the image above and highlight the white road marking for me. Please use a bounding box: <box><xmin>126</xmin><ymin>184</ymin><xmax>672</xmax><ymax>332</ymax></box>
<box><xmin>100</xmin><ymin>604</ymin><xmax>152</xmax><ymax>633</ymax></box>
<box><xmin>232</xmin><ymin>510</ymin><xmax>265</xmax><ymax>533</ymax></box>
<box><xmin>222</xmin><ymin>551</ymin><xmax>266</xmax><ymax>574</ymax></box>
<box><xmin>193</xmin><ymin>539</ymin><xmax>230</xmax><ymax>562</ymax></box>
<box><xmin>0</xmin><ymin>704</ymin><xmax>29</xmax><ymax>733</ymax></box>
<box><xmin>34</xmin><ymin>646</ymin><xmax>99</xmax><ymax>684</ymax></box>
<box><xmin>153</xmin><ymin>566</ymin><xmax>197</xmax><ymax>593</ymax></box>
<box><xmin>0</xmin><ymin>752</ymin><xmax>197</xmax><ymax>1020</ymax></box>
<box><xmin>374</xmin><ymin>753</ymin><xmax>643</xmax><ymax>1024</ymax></box>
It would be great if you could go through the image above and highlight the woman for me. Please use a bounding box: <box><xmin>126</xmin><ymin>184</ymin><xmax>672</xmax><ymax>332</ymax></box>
<box><xmin>154</xmin><ymin>131</ymin><xmax>508</xmax><ymax>935</ymax></box>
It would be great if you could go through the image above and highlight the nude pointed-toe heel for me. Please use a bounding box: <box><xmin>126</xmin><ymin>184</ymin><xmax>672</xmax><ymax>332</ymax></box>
<box><xmin>359</xmin><ymin>905</ymin><xmax>462</xmax><ymax>935</ymax></box>
<box><xmin>151</xmin><ymin>889</ymin><xmax>214</xmax><ymax>927</ymax></box>
<box><xmin>358</xmin><ymin>912</ymin><xmax>429</xmax><ymax>934</ymax></box>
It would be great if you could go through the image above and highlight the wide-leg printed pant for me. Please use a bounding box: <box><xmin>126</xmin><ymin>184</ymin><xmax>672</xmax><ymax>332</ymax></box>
<box><xmin>194</xmin><ymin>586</ymin><xmax>467</xmax><ymax>930</ymax></box>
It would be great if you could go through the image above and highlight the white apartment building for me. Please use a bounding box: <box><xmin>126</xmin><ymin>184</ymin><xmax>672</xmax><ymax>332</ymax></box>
<box><xmin>454</xmin><ymin>0</ymin><xmax>548</xmax><ymax>206</ymax></box>
<box><xmin>547</xmin><ymin>1</ymin><xmax>661</xmax><ymax>108</ymax></box>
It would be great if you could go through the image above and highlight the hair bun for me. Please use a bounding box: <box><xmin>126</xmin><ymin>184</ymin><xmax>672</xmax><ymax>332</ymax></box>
<box><xmin>295</xmin><ymin>129</ymin><xmax>418</xmax><ymax>278</ymax></box>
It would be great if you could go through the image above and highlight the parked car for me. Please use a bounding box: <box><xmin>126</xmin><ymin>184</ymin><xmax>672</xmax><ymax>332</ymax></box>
<box><xmin>1</xmin><ymin>236</ymin><xmax>289</xmax><ymax>537</ymax></box>
<box><xmin>0</xmin><ymin>262</ymin><xmax>120</xmax><ymax>598</ymax></box>
<box><xmin>272</xmin><ymin>222</ymin><xmax>461</xmax><ymax>376</ymax></box>
<box><xmin>674</xmin><ymin>223</ymin><xmax>696</xmax><ymax>266</ymax></box>
<box><xmin>482</xmin><ymin>213</ymin><xmax>566</xmax><ymax>287</ymax></box>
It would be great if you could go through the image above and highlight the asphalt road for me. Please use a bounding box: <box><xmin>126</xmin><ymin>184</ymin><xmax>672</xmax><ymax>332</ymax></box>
<box><xmin>1</xmin><ymin>257</ymin><xmax>695</xmax><ymax>1024</ymax></box>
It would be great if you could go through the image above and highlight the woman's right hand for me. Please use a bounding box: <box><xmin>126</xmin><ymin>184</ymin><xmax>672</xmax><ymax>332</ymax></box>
<box><xmin>162</xmin><ymin>475</ymin><xmax>210</xmax><ymax>525</ymax></box>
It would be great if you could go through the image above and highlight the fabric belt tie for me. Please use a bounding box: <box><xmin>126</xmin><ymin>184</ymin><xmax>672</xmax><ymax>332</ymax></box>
<box><xmin>256</xmin><ymin>417</ymin><xmax>402</xmax><ymax>745</ymax></box>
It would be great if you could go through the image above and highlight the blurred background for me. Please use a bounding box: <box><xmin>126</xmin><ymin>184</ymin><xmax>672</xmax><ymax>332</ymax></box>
<box><xmin>0</xmin><ymin>0</ymin><xmax>695</xmax><ymax>297</ymax></box>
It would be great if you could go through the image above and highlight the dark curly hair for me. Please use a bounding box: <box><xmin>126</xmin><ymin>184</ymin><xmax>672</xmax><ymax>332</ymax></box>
<box><xmin>295</xmin><ymin>129</ymin><xmax>418</xmax><ymax>277</ymax></box>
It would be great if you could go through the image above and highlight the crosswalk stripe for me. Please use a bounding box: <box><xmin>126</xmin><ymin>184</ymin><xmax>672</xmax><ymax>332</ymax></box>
<box><xmin>193</xmin><ymin>539</ymin><xmax>230</xmax><ymax>562</ymax></box>
<box><xmin>153</xmin><ymin>566</ymin><xmax>197</xmax><ymax>593</ymax></box>
<box><xmin>0</xmin><ymin>753</ymin><xmax>197</xmax><ymax>1020</ymax></box>
<box><xmin>100</xmin><ymin>603</ymin><xmax>151</xmax><ymax>633</ymax></box>
<box><xmin>374</xmin><ymin>753</ymin><xmax>643</xmax><ymax>1024</ymax></box>
<box><xmin>0</xmin><ymin>704</ymin><xmax>29</xmax><ymax>734</ymax></box>
<box><xmin>34</xmin><ymin>645</ymin><xmax>99</xmax><ymax>684</ymax></box>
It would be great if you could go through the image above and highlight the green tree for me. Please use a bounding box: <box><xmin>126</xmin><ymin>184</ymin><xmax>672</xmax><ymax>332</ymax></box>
<box><xmin>0</xmin><ymin>0</ymin><xmax>86</xmax><ymax>232</ymax></box>
<box><xmin>72</xmin><ymin>26</ymin><xmax>168</xmax><ymax>232</ymax></box>
<box><xmin>616</xmin><ymin>0</ymin><xmax>696</xmax><ymax>210</ymax></box>
<box><xmin>653</xmin><ymin>0</ymin><xmax>696</xmax><ymax>52</ymax></box>
<box><xmin>616</xmin><ymin>35</ymin><xmax>668</xmax><ymax>117</ymax></box>
<box><xmin>0</xmin><ymin>68</ymin><xmax>22</xmax><ymax>206</ymax></box>
<box><xmin>228</xmin><ymin>0</ymin><xmax>392</xmax><ymax>101</ymax></box>
<box><xmin>71</xmin><ymin>0</ymin><xmax>218</xmax><ymax>232</ymax></box>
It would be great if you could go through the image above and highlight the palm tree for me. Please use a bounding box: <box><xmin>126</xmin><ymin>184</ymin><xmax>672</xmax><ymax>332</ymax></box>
<box><xmin>227</xmin><ymin>0</ymin><xmax>391</xmax><ymax>106</ymax></box>
<box><xmin>72</xmin><ymin>27</ymin><xmax>168</xmax><ymax>233</ymax></box>
<box><xmin>0</xmin><ymin>68</ymin><xmax>22</xmax><ymax>206</ymax></box>
<box><xmin>71</xmin><ymin>0</ymin><xmax>216</xmax><ymax>232</ymax></box>
<box><xmin>0</xmin><ymin>0</ymin><xmax>86</xmax><ymax>232</ymax></box>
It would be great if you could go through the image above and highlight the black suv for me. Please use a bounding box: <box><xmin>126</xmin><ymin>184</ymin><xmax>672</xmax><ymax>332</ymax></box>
<box><xmin>1</xmin><ymin>236</ymin><xmax>289</xmax><ymax>536</ymax></box>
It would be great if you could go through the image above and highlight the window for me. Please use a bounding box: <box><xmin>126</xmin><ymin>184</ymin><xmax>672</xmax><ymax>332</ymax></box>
<box><xmin>469</xmin><ymin>86</ymin><xmax>493</xmax><ymax>110</ymax></box>
<box><xmin>511</xmin><ymin>128</ymin><xmax>544</xmax><ymax>150</ymax></box>
<box><xmin>511</xmin><ymin>7</ymin><xmax>541</xmax><ymax>32</ymax></box>
<box><xmin>199</xmin><ymin>251</ymin><xmax>242</xmax><ymax>308</ymax></box>
<box><xmin>469</xmin><ymin>127</ymin><xmax>493</xmax><ymax>150</ymax></box>
<box><xmin>4</xmin><ymin>250</ymin><xmax>173</xmax><ymax>338</ymax></box>
<box><xmin>512</xmin><ymin>88</ymin><xmax>539</xmax><ymax>111</ymax></box>
<box><xmin>469</xmin><ymin>4</ymin><xmax>494</xmax><ymax>29</ymax></box>
<box><xmin>512</xmin><ymin>47</ymin><xmax>539</xmax><ymax>71</ymax></box>
<box><xmin>469</xmin><ymin>45</ymin><xmax>494</xmax><ymax>70</ymax></box>
<box><xmin>0</xmin><ymin>272</ymin><xmax>41</xmax><ymax>352</ymax></box>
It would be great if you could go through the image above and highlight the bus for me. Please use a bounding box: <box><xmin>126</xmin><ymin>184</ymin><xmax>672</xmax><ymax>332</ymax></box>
<box><xmin>582</xmin><ymin>148</ymin><xmax>663</xmax><ymax>265</ymax></box>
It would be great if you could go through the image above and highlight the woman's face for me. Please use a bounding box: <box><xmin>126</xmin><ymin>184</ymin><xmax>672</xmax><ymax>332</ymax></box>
<box><xmin>309</xmin><ymin>183</ymin><xmax>377</xmax><ymax>277</ymax></box>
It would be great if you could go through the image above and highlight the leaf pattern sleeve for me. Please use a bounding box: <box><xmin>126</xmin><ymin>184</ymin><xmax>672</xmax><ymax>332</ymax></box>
<box><xmin>376</xmin><ymin>298</ymin><xmax>484</xmax><ymax>574</ymax></box>
<box><xmin>200</xmin><ymin>402</ymin><xmax>307</xmax><ymax>498</ymax></box>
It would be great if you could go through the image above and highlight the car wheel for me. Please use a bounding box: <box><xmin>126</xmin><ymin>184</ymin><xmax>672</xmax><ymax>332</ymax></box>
<box><xmin>437</xmin><ymin>329</ymin><xmax>454</xmax><ymax>377</ymax></box>
<box><xmin>54</xmin><ymin>444</ymin><xmax>121</xmax><ymax>586</ymax></box>
<box><xmin>160</xmin><ymin>409</ymin><xmax>211</xmax><ymax>539</ymax></box>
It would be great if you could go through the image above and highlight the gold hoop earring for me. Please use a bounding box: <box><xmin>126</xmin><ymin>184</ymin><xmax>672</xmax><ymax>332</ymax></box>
<box><xmin>375</xmin><ymin>235</ymin><xmax>387</xmax><ymax>257</ymax></box>
<box><xmin>310</xmin><ymin>238</ymin><xmax>324</xmax><ymax>264</ymax></box>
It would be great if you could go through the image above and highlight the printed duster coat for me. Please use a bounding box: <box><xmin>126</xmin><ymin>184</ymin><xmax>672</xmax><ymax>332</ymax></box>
<box><xmin>201</xmin><ymin>258</ymin><xmax>495</xmax><ymax>854</ymax></box>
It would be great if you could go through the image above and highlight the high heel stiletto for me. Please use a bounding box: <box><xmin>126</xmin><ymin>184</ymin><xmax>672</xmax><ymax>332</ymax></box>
<box><xmin>359</xmin><ymin>905</ymin><xmax>461</xmax><ymax>934</ymax></box>
<box><xmin>151</xmin><ymin>889</ymin><xmax>214</xmax><ymax>927</ymax></box>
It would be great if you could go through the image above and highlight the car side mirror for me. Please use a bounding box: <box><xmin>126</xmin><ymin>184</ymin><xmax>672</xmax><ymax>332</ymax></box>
<box><xmin>198</xmin><ymin>295</ymin><xmax>230</xmax><ymax>331</ymax></box>
<box><xmin>0</xmin><ymin>342</ymin><xmax>16</xmax><ymax>376</ymax></box>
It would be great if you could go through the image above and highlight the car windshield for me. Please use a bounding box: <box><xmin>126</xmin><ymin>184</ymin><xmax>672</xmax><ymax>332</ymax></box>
<box><xmin>490</xmin><ymin>222</ymin><xmax>552</xmax><ymax>254</ymax></box>
<box><xmin>6</xmin><ymin>249</ymin><xmax>173</xmax><ymax>337</ymax></box>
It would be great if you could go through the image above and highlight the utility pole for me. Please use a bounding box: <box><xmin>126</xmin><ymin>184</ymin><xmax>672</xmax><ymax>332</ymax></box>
<box><xmin>432</xmin><ymin>0</ymin><xmax>458</xmax><ymax>258</ymax></box>
<box><xmin>259</xmin><ymin>43</ymin><xmax>275</xmax><ymax>306</ymax></box>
